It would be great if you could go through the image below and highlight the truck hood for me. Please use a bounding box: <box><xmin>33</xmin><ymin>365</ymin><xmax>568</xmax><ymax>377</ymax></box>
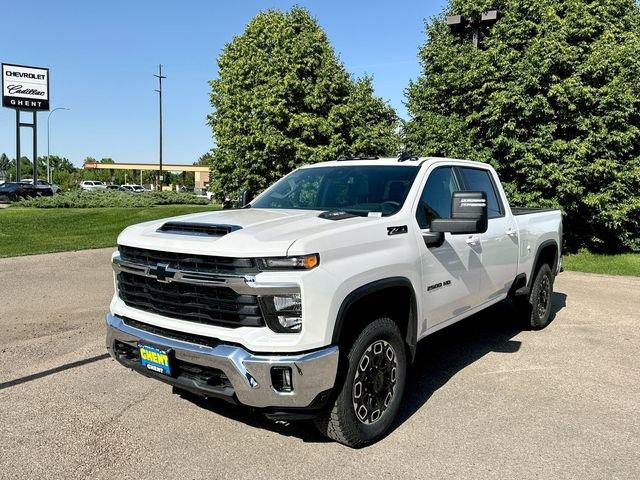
<box><xmin>117</xmin><ymin>208</ymin><xmax>376</xmax><ymax>257</ymax></box>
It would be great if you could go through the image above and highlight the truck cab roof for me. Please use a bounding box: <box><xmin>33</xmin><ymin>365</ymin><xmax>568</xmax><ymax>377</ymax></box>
<box><xmin>301</xmin><ymin>156</ymin><xmax>491</xmax><ymax>169</ymax></box>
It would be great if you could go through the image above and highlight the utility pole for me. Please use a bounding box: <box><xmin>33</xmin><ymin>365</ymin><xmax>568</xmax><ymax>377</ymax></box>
<box><xmin>154</xmin><ymin>64</ymin><xmax>166</xmax><ymax>191</ymax></box>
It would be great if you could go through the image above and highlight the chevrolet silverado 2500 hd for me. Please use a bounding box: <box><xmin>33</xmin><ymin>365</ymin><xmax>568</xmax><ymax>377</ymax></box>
<box><xmin>106</xmin><ymin>157</ymin><xmax>562</xmax><ymax>447</ymax></box>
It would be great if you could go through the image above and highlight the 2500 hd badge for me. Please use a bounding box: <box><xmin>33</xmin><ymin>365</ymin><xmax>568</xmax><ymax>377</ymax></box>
<box><xmin>427</xmin><ymin>279</ymin><xmax>452</xmax><ymax>292</ymax></box>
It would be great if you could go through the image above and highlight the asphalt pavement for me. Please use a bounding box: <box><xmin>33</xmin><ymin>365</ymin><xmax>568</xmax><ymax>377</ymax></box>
<box><xmin>0</xmin><ymin>248</ymin><xmax>638</xmax><ymax>480</ymax></box>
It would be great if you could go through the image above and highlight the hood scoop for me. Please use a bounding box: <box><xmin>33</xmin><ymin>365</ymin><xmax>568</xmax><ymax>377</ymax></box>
<box><xmin>157</xmin><ymin>221</ymin><xmax>242</xmax><ymax>237</ymax></box>
<box><xmin>318</xmin><ymin>211</ymin><xmax>358</xmax><ymax>221</ymax></box>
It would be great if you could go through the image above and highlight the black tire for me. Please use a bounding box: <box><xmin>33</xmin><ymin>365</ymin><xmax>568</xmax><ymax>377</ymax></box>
<box><xmin>9</xmin><ymin>192</ymin><xmax>18</xmax><ymax>202</ymax></box>
<box><xmin>525</xmin><ymin>263</ymin><xmax>554</xmax><ymax>329</ymax></box>
<box><xmin>314</xmin><ymin>317</ymin><xmax>407</xmax><ymax>448</ymax></box>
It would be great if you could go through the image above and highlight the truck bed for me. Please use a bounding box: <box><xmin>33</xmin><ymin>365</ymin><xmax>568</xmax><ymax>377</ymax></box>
<box><xmin>512</xmin><ymin>207</ymin><xmax>559</xmax><ymax>216</ymax></box>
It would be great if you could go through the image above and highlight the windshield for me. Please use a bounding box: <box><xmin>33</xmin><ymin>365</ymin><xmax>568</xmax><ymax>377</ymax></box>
<box><xmin>252</xmin><ymin>165</ymin><xmax>419</xmax><ymax>216</ymax></box>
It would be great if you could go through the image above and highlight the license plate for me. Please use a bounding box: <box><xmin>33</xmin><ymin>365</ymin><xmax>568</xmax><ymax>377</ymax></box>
<box><xmin>138</xmin><ymin>344</ymin><xmax>171</xmax><ymax>375</ymax></box>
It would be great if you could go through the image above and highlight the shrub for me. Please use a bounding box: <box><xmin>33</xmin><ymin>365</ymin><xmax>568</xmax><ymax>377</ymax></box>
<box><xmin>405</xmin><ymin>0</ymin><xmax>640</xmax><ymax>253</ymax></box>
<box><xmin>14</xmin><ymin>190</ymin><xmax>210</xmax><ymax>208</ymax></box>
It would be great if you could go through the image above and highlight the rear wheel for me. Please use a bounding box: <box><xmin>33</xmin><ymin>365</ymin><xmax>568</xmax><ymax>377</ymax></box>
<box><xmin>314</xmin><ymin>317</ymin><xmax>406</xmax><ymax>447</ymax></box>
<box><xmin>523</xmin><ymin>263</ymin><xmax>554</xmax><ymax>329</ymax></box>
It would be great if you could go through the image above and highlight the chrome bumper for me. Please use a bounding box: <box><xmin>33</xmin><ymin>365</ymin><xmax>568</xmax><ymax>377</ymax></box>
<box><xmin>105</xmin><ymin>314</ymin><xmax>339</xmax><ymax>409</ymax></box>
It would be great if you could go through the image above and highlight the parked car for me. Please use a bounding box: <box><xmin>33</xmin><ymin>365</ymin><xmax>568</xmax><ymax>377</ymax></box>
<box><xmin>80</xmin><ymin>180</ymin><xmax>107</xmax><ymax>191</ymax></box>
<box><xmin>106</xmin><ymin>157</ymin><xmax>563</xmax><ymax>447</ymax></box>
<box><xmin>106</xmin><ymin>184</ymin><xmax>121</xmax><ymax>190</ymax></box>
<box><xmin>0</xmin><ymin>182</ymin><xmax>43</xmax><ymax>202</ymax></box>
<box><xmin>20</xmin><ymin>179</ymin><xmax>61</xmax><ymax>194</ymax></box>
<box><xmin>118</xmin><ymin>184</ymin><xmax>146</xmax><ymax>193</ymax></box>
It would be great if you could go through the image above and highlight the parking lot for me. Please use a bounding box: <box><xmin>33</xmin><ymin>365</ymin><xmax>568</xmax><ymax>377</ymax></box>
<box><xmin>1</xmin><ymin>248</ymin><xmax>638</xmax><ymax>480</ymax></box>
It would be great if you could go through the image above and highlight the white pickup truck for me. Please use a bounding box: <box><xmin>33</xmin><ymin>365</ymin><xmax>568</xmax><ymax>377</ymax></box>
<box><xmin>106</xmin><ymin>157</ymin><xmax>562</xmax><ymax>447</ymax></box>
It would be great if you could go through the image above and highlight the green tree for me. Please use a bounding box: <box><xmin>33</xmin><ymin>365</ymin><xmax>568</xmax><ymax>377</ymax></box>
<box><xmin>0</xmin><ymin>153</ymin><xmax>9</xmax><ymax>180</ymax></box>
<box><xmin>47</xmin><ymin>155</ymin><xmax>76</xmax><ymax>174</ymax></box>
<box><xmin>195</xmin><ymin>151</ymin><xmax>212</xmax><ymax>166</ymax></box>
<box><xmin>405</xmin><ymin>0</ymin><xmax>640</xmax><ymax>252</ymax></box>
<box><xmin>208</xmin><ymin>6</ymin><xmax>399</xmax><ymax>200</ymax></box>
<box><xmin>6</xmin><ymin>156</ymin><xmax>34</xmax><ymax>180</ymax></box>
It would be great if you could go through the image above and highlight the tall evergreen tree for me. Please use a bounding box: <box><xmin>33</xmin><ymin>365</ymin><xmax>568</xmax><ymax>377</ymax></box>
<box><xmin>208</xmin><ymin>7</ymin><xmax>399</xmax><ymax>199</ymax></box>
<box><xmin>405</xmin><ymin>0</ymin><xmax>640</xmax><ymax>252</ymax></box>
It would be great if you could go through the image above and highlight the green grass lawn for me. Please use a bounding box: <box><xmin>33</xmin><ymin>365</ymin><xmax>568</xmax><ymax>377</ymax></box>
<box><xmin>1</xmin><ymin>206</ymin><xmax>638</xmax><ymax>277</ymax></box>
<box><xmin>0</xmin><ymin>205</ymin><xmax>220</xmax><ymax>258</ymax></box>
<box><xmin>563</xmin><ymin>250</ymin><xmax>640</xmax><ymax>276</ymax></box>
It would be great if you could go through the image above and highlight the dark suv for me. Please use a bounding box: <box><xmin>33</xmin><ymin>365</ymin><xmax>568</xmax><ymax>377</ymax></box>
<box><xmin>0</xmin><ymin>182</ymin><xmax>53</xmax><ymax>202</ymax></box>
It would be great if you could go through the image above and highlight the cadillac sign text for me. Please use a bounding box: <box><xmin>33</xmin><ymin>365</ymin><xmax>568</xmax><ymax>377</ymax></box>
<box><xmin>2</xmin><ymin>63</ymin><xmax>50</xmax><ymax>111</ymax></box>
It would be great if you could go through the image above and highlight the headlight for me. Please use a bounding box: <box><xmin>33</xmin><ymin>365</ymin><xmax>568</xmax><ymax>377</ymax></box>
<box><xmin>258</xmin><ymin>254</ymin><xmax>319</xmax><ymax>270</ymax></box>
<box><xmin>259</xmin><ymin>293</ymin><xmax>302</xmax><ymax>333</ymax></box>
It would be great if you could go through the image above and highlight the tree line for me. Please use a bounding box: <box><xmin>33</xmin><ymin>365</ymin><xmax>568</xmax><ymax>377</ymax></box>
<box><xmin>207</xmin><ymin>2</ymin><xmax>640</xmax><ymax>253</ymax></box>
<box><xmin>0</xmin><ymin>153</ymin><xmax>211</xmax><ymax>191</ymax></box>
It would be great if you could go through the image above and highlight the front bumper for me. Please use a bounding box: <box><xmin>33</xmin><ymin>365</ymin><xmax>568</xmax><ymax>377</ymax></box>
<box><xmin>105</xmin><ymin>313</ymin><xmax>339</xmax><ymax>409</ymax></box>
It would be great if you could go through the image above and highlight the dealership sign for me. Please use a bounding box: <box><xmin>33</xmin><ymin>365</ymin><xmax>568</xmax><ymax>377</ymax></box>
<box><xmin>2</xmin><ymin>63</ymin><xmax>49</xmax><ymax>111</ymax></box>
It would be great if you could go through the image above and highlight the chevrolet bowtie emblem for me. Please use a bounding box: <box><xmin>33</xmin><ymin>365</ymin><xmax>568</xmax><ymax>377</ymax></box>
<box><xmin>148</xmin><ymin>263</ymin><xmax>176</xmax><ymax>283</ymax></box>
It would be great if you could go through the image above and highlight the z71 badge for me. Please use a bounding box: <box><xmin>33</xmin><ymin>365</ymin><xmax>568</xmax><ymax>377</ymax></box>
<box><xmin>387</xmin><ymin>225</ymin><xmax>408</xmax><ymax>236</ymax></box>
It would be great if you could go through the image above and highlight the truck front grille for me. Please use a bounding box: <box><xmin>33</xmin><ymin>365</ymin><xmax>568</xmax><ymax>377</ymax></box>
<box><xmin>116</xmin><ymin>246</ymin><xmax>264</xmax><ymax>328</ymax></box>
<box><xmin>118</xmin><ymin>245</ymin><xmax>258</xmax><ymax>275</ymax></box>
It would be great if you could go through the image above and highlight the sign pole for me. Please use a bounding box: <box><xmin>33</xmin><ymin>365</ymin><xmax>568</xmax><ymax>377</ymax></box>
<box><xmin>33</xmin><ymin>111</ymin><xmax>37</xmax><ymax>185</ymax></box>
<box><xmin>16</xmin><ymin>110</ymin><xmax>21</xmax><ymax>181</ymax></box>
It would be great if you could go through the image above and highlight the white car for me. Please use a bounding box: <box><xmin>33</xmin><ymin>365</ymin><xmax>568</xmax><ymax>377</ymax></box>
<box><xmin>118</xmin><ymin>184</ymin><xmax>146</xmax><ymax>193</ymax></box>
<box><xmin>80</xmin><ymin>180</ymin><xmax>107</xmax><ymax>191</ymax></box>
<box><xmin>106</xmin><ymin>157</ymin><xmax>563</xmax><ymax>447</ymax></box>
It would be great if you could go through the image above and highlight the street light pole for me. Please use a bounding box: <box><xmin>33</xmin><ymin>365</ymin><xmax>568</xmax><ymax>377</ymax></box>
<box><xmin>47</xmin><ymin>107</ymin><xmax>69</xmax><ymax>183</ymax></box>
<box><xmin>446</xmin><ymin>10</ymin><xmax>499</xmax><ymax>49</ymax></box>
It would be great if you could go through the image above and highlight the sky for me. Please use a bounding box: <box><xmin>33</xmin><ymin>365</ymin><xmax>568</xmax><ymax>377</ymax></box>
<box><xmin>0</xmin><ymin>0</ymin><xmax>446</xmax><ymax>167</ymax></box>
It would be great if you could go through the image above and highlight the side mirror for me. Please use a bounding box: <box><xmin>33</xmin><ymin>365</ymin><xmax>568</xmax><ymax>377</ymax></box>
<box><xmin>430</xmin><ymin>191</ymin><xmax>488</xmax><ymax>235</ymax></box>
<box><xmin>236</xmin><ymin>189</ymin><xmax>253</xmax><ymax>208</ymax></box>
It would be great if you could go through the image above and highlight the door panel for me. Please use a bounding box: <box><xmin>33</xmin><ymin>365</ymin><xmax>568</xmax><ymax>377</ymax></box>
<box><xmin>479</xmin><ymin>216</ymin><xmax>519</xmax><ymax>300</ymax></box>
<box><xmin>457</xmin><ymin>167</ymin><xmax>518</xmax><ymax>301</ymax></box>
<box><xmin>414</xmin><ymin>166</ymin><xmax>482</xmax><ymax>332</ymax></box>
<box><xmin>417</xmin><ymin>234</ymin><xmax>481</xmax><ymax>329</ymax></box>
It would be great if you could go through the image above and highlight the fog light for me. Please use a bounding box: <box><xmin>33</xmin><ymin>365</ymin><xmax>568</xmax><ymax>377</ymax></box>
<box><xmin>277</xmin><ymin>315</ymin><xmax>302</xmax><ymax>331</ymax></box>
<box><xmin>271</xmin><ymin>366</ymin><xmax>293</xmax><ymax>392</ymax></box>
<box><xmin>260</xmin><ymin>294</ymin><xmax>303</xmax><ymax>333</ymax></box>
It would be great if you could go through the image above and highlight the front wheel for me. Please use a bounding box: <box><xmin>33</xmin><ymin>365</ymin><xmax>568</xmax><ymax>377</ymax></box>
<box><xmin>314</xmin><ymin>317</ymin><xmax>407</xmax><ymax>447</ymax></box>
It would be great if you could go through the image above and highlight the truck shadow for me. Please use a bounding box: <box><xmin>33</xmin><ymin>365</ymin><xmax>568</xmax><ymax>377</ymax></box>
<box><xmin>181</xmin><ymin>292</ymin><xmax>566</xmax><ymax>444</ymax></box>
<box><xmin>390</xmin><ymin>291</ymin><xmax>566</xmax><ymax>435</ymax></box>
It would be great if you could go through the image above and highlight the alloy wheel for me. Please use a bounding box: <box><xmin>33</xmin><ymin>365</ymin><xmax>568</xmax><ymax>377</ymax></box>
<box><xmin>352</xmin><ymin>340</ymin><xmax>398</xmax><ymax>424</ymax></box>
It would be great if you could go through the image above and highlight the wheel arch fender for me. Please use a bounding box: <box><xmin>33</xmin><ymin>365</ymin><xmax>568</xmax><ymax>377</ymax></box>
<box><xmin>528</xmin><ymin>239</ymin><xmax>559</xmax><ymax>288</ymax></box>
<box><xmin>331</xmin><ymin>277</ymin><xmax>418</xmax><ymax>362</ymax></box>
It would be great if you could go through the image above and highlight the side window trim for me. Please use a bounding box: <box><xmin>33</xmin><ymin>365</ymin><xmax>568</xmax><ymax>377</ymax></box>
<box><xmin>454</xmin><ymin>166</ymin><xmax>505</xmax><ymax>219</ymax></box>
